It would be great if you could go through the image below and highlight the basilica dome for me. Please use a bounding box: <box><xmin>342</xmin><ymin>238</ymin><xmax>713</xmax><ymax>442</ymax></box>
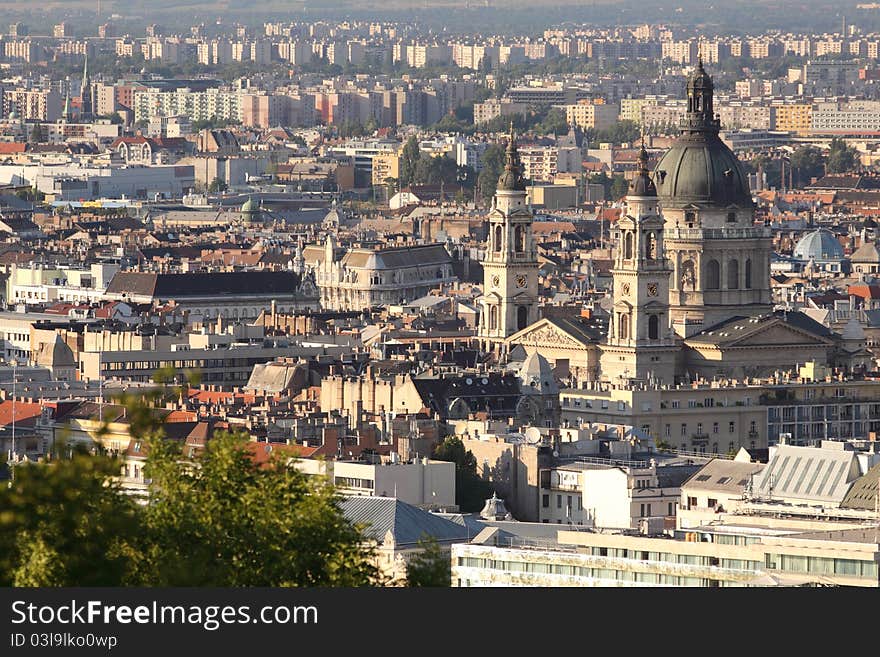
<box><xmin>653</xmin><ymin>59</ymin><xmax>753</xmax><ymax>209</ymax></box>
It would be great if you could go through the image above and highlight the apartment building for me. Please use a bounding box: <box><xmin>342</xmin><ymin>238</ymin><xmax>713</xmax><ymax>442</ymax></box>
<box><xmin>560</xmin><ymin>373</ymin><xmax>880</xmax><ymax>453</ymax></box>
<box><xmin>563</xmin><ymin>100</ymin><xmax>618</xmax><ymax>131</ymax></box>
<box><xmin>452</xmin><ymin>522</ymin><xmax>880</xmax><ymax>586</ymax></box>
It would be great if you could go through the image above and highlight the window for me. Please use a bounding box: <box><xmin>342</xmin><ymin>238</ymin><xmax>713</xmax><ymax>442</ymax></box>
<box><xmin>542</xmin><ymin>494</ymin><xmax>549</xmax><ymax>508</ymax></box>
<box><xmin>681</xmin><ymin>423</ymin><xmax>687</xmax><ymax>436</ymax></box>
<box><xmin>705</xmin><ymin>259</ymin><xmax>720</xmax><ymax>289</ymax></box>
<box><xmin>727</xmin><ymin>211</ymin><xmax>736</xmax><ymax>223</ymax></box>
<box><xmin>708</xmin><ymin>498</ymin><xmax>718</xmax><ymax>508</ymax></box>
<box><xmin>557</xmin><ymin>495</ymin><xmax>562</xmax><ymax>509</ymax></box>
<box><xmin>665</xmin><ymin>424</ymin><xmax>671</xmax><ymax>437</ymax></box>
<box><xmin>619</xmin><ymin>313</ymin><xmax>629</xmax><ymax>340</ymax></box>
<box><xmin>697</xmin><ymin>422</ymin><xmax>703</xmax><ymax>434</ymax></box>
<box><xmin>493</xmin><ymin>224</ymin><xmax>502</xmax><ymax>252</ymax></box>
<box><xmin>671</xmin><ymin>400</ymin><xmax>680</xmax><ymax>409</ymax></box>
<box><xmin>624</xmin><ymin>232</ymin><xmax>634</xmax><ymax>259</ymax></box>
<box><xmin>727</xmin><ymin>259</ymin><xmax>739</xmax><ymax>289</ymax></box>
<box><xmin>729</xmin><ymin>421</ymin><xmax>735</xmax><ymax>433</ymax></box>
<box><xmin>668</xmin><ymin>502</ymin><xmax>674</xmax><ymax>516</ymax></box>
<box><xmin>685</xmin><ymin>211</ymin><xmax>696</xmax><ymax>226</ymax></box>
<box><xmin>618</xmin><ymin>401</ymin><xmax>626</xmax><ymax>411</ymax></box>
<box><xmin>745</xmin><ymin>258</ymin><xmax>752</xmax><ymax>289</ymax></box>
<box><xmin>514</xmin><ymin>225</ymin><xmax>525</xmax><ymax>253</ymax></box>
<box><xmin>648</xmin><ymin>314</ymin><xmax>660</xmax><ymax>340</ymax></box>
<box><xmin>713</xmin><ymin>422</ymin><xmax>719</xmax><ymax>434</ymax></box>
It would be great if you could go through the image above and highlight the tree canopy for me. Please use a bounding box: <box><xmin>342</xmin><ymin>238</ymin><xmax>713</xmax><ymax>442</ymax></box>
<box><xmin>826</xmin><ymin>138</ymin><xmax>860</xmax><ymax>174</ymax></box>
<box><xmin>431</xmin><ymin>436</ymin><xmax>494</xmax><ymax>512</ymax></box>
<box><xmin>0</xmin><ymin>391</ymin><xmax>380</xmax><ymax>587</ymax></box>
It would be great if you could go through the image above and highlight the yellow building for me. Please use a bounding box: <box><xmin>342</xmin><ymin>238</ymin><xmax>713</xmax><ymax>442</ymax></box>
<box><xmin>774</xmin><ymin>103</ymin><xmax>812</xmax><ymax>135</ymax></box>
<box><xmin>564</xmin><ymin>99</ymin><xmax>618</xmax><ymax>131</ymax></box>
<box><xmin>371</xmin><ymin>149</ymin><xmax>401</xmax><ymax>187</ymax></box>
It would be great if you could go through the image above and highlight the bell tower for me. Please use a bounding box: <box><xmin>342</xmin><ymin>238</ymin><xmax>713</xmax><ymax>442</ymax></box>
<box><xmin>479</xmin><ymin>127</ymin><xmax>539</xmax><ymax>352</ymax></box>
<box><xmin>600</xmin><ymin>146</ymin><xmax>679</xmax><ymax>384</ymax></box>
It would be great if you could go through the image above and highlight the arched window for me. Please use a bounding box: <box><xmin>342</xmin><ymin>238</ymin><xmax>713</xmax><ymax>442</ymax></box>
<box><xmin>489</xmin><ymin>306</ymin><xmax>498</xmax><ymax>330</ymax></box>
<box><xmin>645</xmin><ymin>232</ymin><xmax>657</xmax><ymax>260</ymax></box>
<box><xmin>727</xmin><ymin>259</ymin><xmax>739</xmax><ymax>289</ymax></box>
<box><xmin>624</xmin><ymin>232</ymin><xmax>634</xmax><ymax>260</ymax></box>
<box><xmin>648</xmin><ymin>314</ymin><xmax>660</xmax><ymax>340</ymax></box>
<box><xmin>515</xmin><ymin>225</ymin><xmax>525</xmax><ymax>253</ymax></box>
<box><xmin>620</xmin><ymin>313</ymin><xmax>629</xmax><ymax>340</ymax></box>
<box><xmin>745</xmin><ymin>258</ymin><xmax>752</xmax><ymax>289</ymax></box>
<box><xmin>493</xmin><ymin>225</ymin><xmax>502</xmax><ymax>252</ymax></box>
<box><xmin>517</xmin><ymin>305</ymin><xmax>528</xmax><ymax>330</ymax></box>
<box><xmin>705</xmin><ymin>259</ymin><xmax>720</xmax><ymax>290</ymax></box>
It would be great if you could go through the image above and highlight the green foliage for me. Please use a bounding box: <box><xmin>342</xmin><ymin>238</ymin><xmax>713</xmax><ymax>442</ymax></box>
<box><xmin>789</xmin><ymin>146</ymin><xmax>826</xmax><ymax>186</ymax></box>
<box><xmin>0</xmin><ymin>448</ymin><xmax>140</xmax><ymax>586</ymax></box>
<box><xmin>405</xmin><ymin>536</ymin><xmax>451</xmax><ymax>587</ymax></box>
<box><xmin>431</xmin><ymin>436</ymin><xmax>495</xmax><ymax>513</ymax></box>
<box><xmin>133</xmin><ymin>431</ymin><xmax>377</xmax><ymax>586</ymax></box>
<box><xmin>477</xmin><ymin>142</ymin><xmax>506</xmax><ymax>203</ymax></box>
<box><xmin>827</xmin><ymin>138</ymin><xmax>859</xmax><ymax>174</ymax></box>
<box><xmin>587</xmin><ymin>120</ymin><xmax>641</xmax><ymax>146</ymax></box>
<box><xmin>609</xmin><ymin>175</ymin><xmax>629</xmax><ymax>201</ymax></box>
<box><xmin>534</xmin><ymin>107</ymin><xmax>569</xmax><ymax>136</ymax></box>
<box><xmin>399</xmin><ymin>135</ymin><xmax>421</xmax><ymax>188</ymax></box>
<box><xmin>0</xmin><ymin>386</ymin><xmax>380</xmax><ymax>587</ymax></box>
<box><xmin>207</xmin><ymin>177</ymin><xmax>228</xmax><ymax>193</ymax></box>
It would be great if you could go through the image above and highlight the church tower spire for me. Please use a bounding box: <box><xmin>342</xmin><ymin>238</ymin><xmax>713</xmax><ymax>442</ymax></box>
<box><xmin>600</xmin><ymin>145</ymin><xmax>678</xmax><ymax>384</ymax></box>
<box><xmin>478</xmin><ymin>128</ymin><xmax>538</xmax><ymax>353</ymax></box>
<box><xmin>80</xmin><ymin>52</ymin><xmax>93</xmax><ymax>118</ymax></box>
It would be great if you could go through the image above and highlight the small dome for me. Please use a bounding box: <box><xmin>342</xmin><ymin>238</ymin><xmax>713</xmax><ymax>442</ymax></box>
<box><xmin>241</xmin><ymin>196</ymin><xmax>259</xmax><ymax>213</ymax></box>
<box><xmin>479</xmin><ymin>492</ymin><xmax>512</xmax><ymax>521</ymax></box>
<box><xmin>628</xmin><ymin>146</ymin><xmax>657</xmax><ymax>197</ymax></box>
<box><xmin>793</xmin><ymin>228</ymin><xmax>845</xmax><ymax>262</ymax></box>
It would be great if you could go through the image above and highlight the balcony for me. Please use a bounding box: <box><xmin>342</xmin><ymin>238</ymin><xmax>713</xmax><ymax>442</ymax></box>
<box><xmin>691</xmin><ymin>433</ymin><xmax>709</xmax><ymax>444</ymax></box>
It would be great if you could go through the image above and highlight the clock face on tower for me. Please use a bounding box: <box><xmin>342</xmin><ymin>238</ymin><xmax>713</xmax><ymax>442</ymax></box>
<box><xmin>492</xmin><ymin>275</ymin><xmax>500</xmax><ymax>287</ymax></box>
<box><xmin>647</xmin><ymin>283</ymin><xmax>658</xmax><ymax>297</ymax></box>
<box><xmin>516</xmin><ymin>275</ymin><xmax>527</xmax><ymax>288</ymax></box>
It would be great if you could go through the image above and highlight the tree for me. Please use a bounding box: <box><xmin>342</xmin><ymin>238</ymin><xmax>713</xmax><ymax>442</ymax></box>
<box><xmin>29</xmin><ymin>121</ymin><xmax>41</xmax><ymax>144</ymax></box>
<box><xmin>399</xmin><ymin>136</ymin><xmax>421</xmax><ymax>188</ymax></box>
<box><xmin>431</xmin><ymin>436</ymin><xmax>494</xmax><ymax>512</ymax></box>
<box><xmin>827</xmin><ymin>138</ymin><xmax>859</xmax><ymax>174</ymax></box>
<box><xmin>610</xmin><ymin>175</ymin><xmax>629</xmax><ymax>201</ymax></box>
<box><xmin>0</xmin><ymin>448</ymin><xmax>141</xmax><ymax>586</ymax></box>
<box><xmin>405</xmin><ymin>537</ymin><xmax>451</xmax><ymax>587</ymax></box>
<box><xmin>0</xmin><ymin>387</ymin><xmax>381</xmax><ymax>587</ymax></box>
<box><xmin>790</xmin><ymin>146</ymin><xmax>826</xmax><ymax>186</ymax></box>
<box><xmin>477</xmin><ymin>142</ymin><xmax>506</xmax><ymax>203</ymax></box>
<box><xmin>535</xmin><ymin>107</ymin><xmax>569</xmax><ymax>136</ymax></box>
<box><xmin>208</xmin><ymin>177</ymin><xmax>227</xmax><ymax>193</ymax></box>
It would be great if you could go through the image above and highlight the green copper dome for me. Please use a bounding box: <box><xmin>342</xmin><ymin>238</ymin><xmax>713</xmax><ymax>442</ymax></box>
<box><xmin>653</xmin><ymin>60</ymin><xmax>753</xmax><ymax>209</ymax></box>
<box><xmin>241</xmin><ymin>196</ymin><xmax>260</xmax><ymax>213</ymax></box>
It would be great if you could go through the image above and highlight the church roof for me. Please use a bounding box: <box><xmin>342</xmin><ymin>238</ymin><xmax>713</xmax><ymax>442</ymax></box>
<box><xmin>850</xmin><ymin>241</ymin><xmax>880</xmax><ymax>264</ymax></box>
<box><xmin>106</xmin><ymin>270</ymin><xmax>303</xmax><ymax>299</ymax></box>
<box><xmin>686</xmin><ymin>311</ymin><xmax>834</xmax><ymax>347</ymax></box>
<box><xmin>793</xmin><ymin>228</ymin><xmax>845</xmax><ymax>262</ymax></box>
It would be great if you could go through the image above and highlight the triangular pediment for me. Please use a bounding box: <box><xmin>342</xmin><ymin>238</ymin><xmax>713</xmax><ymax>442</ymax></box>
<box><xmin>718</xmin><ymin>319</ymin><xmax>834</xmax><ymax>348</ymax></box>
<box><xmin>506</xmin><ymin>318</ymin><xmax>587</xmax><ymax>348</ymax></box>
